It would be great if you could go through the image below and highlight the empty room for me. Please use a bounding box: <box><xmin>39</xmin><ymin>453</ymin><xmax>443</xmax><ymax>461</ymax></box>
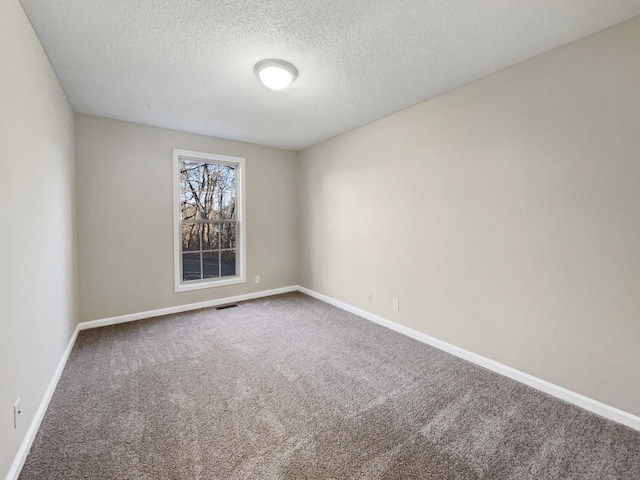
<box><xmin>2</xmin><ymin>0</ymin><xmax>640</xmax><ymax>478</ymax></box>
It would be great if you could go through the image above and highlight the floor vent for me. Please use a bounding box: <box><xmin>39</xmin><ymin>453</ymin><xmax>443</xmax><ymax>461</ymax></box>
<box><xmin>215</xmin><ymin>303</ymin><xmax>238</xmax><ymax>310</ymax></box>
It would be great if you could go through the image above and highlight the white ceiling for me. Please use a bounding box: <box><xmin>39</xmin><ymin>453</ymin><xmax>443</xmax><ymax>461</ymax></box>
<box><xmin>19</xmin><ymin>0</ymin><xmax>640</xmax><ymax>151</ymax></box>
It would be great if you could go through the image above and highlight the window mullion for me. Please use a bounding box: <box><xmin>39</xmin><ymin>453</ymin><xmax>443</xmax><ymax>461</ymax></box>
<box><xmin>199</xmin><ymin>225</ymin><xmax>203</xmax><ymax>280</ymax></box>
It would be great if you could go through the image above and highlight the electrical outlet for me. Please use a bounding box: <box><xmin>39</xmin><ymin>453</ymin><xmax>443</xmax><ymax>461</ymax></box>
<box><xmin>392</xmin><ymin>299</ymin><xmax>399</xmax><ymax>311</ymax></box>
<box><xmin>367</xmin><ymin>292</ymin><xmax>373</xmax><ymax>302</ymax></box>
<box><xmin>13</xmin><ymin>398</ymin><xmax>22</xmax><ymax>429</ymax></box>
<box><xmin>255</xmin><ymin>275</ymin><xmax>260</xmax><ymax>284</ymax></box>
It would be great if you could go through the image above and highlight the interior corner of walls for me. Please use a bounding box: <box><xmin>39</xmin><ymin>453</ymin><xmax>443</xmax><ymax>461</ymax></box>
<box><xmin>74</xmin><ymin>116</ymin><xmax>300</xmax><ymax>321</ymax></box>
<box><xmin>1</xmin><ymin>2</ymin><xmax>80</xmax><ymax>478</ymax></box>
<box><xmin>77</xmin><ymin>285</ymin><xmax>299</xmax><ymax>330</ymax></box>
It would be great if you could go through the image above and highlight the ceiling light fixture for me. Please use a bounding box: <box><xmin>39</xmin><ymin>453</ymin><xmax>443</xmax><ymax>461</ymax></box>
<box><xmin>254</xmin><ymin>59</ymin><xmax>298</xmax><ymax>91</ymax></box>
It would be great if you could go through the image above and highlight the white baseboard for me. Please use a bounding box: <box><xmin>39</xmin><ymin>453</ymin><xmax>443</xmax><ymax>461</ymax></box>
<box><xmin>5</xmin><ymin>325</ymin><xmax>80</xmax><ymax>480</ymax></box>
<box><xmin>78</xmin><ymin>286</ymin><xmax>298</xmax><ymax>330</ymax></box>
<box><xmin>297</xmin><ymin>286</ymin><xmax>640</xmax><ymax>432</ymax></box>
<box><xmin>8</xmin><ymin>283</ymin><xmax>638</xmax><ymax>480</ymax></box>
<box><xmin>6</xmin><ymin>285</ymin><xmax>297</xmax><ymax>480</ymax></box>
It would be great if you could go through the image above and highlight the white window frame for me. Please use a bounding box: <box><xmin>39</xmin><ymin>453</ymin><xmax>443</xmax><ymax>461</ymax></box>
<box><xmin>173</xmin><ymin>148</ymin><xmax>246</xmax><ymax>292</ymax></box>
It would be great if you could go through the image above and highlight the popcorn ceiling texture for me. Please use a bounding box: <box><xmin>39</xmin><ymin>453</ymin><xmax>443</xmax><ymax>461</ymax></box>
<box><xmin>18</xmin><ymin>0</ymin><xmax>640</xmax><ymax>150</ymax></box>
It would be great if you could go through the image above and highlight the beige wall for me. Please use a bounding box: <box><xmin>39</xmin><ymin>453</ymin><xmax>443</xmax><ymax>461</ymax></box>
<box><xmin>0</xmin><ymin>0</ymin><xmax>77</xmax><ymax>477</ymax></box>
<box><xmin>75</xmin><ymin>114</ymin><xmax>299</xmax><ymax>321</ymax></box>
<box><xmin>3</xmin><ymin>7</ymin><xmax>639</xmax><ymax>480</ymax></box>
<box><xmin>299</xmin><ymin>17</ymin><xmax>640</xmax><ymax>416</ymax></box>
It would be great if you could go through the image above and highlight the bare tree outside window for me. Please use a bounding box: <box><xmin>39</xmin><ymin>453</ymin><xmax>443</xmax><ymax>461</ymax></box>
<box><xmin>180</xmin><ymin>160</ymin><xmax>237</xmax><ymax>282</ymax></box>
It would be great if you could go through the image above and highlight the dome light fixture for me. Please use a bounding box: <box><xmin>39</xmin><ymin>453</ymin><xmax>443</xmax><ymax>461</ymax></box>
<box><xmin>254</xmin><ymin>59</ymin><xmax>298</xmax><ymax>91</ymax></box>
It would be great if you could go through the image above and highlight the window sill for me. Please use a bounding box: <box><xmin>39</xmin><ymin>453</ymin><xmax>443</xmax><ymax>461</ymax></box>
<box><xmin>175</xmin><ymin>275</ymin><xmax>246</xmax><ymax>293</ymax></box>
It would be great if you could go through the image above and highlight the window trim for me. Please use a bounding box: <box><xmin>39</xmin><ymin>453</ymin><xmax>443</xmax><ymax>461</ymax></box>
<box><xmin>172</xmin><ymin>148</ymin><xmax>246</xmax><ymax>292</ymax></box>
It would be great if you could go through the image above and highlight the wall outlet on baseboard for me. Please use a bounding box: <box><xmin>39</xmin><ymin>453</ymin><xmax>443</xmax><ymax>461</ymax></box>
<box><xmin>13</xmin><ymin>398</ymin><xmax>22</xmax><ymax>428</ymax></box>
<box><xmin>392</xmin><ymin>299</ymin><xmax>400</xmax><ymax>311</ymax></box>
<box><xmin>367</xmin><ymin>292</ymin><xmax>373</xmax><ymax>303</ymax></box>
<box><xmin>255</xmin><ymin>275</ymin><xmax>260</xmax><ymax>284</ymax></box>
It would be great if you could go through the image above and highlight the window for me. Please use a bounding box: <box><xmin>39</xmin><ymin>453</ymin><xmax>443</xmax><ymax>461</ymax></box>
<box><xmin>173</xmin><ymin>149</ymin><xmax>246</xmax><ymax>292</ymax></box>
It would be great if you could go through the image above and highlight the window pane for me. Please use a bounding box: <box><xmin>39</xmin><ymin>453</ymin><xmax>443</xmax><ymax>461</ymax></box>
<box><xmin>220</xmin><ymin>223</ymin><xmax>236</xmax><ymax>249</ymax></box>
<box><xmin>202</xmin><ymin>222</ymin><xmax>219</xmax><ymax>250</ymax></box>
<box><xmin>180</xmin><ymin>162</ymin><xmax>204</xmax><ymax>221</ymax></box>
<box><xmin>180</xmin><ymin>161</ymin><xmax>237</xmax><ymax>221</ymax></box>
<box><xmin>202</xmin><ymin>252</ymin><xmax>220</xmax><ymax>279</ymax></box>
<box><xmin>221</xmin><ymin>250</ymin><xmax>236</xmax><ymax>277</ymax></box>
<box><xmin>217</xmin><ymin>165</ymin><xmax>236</xmax><ymax>220</ymax></box>
<box><xmin>182</xmin><ymin>253</ymin><xmax>201</xmax><ymax>281</ymax></box>
<box><xmin>181</xmin><ymin>223</ymin><xmax>200</xmax><ymax>251</ymax></box>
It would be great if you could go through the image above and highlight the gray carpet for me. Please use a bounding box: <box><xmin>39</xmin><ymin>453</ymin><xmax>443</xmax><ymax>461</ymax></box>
<box><xmin>19</xmin><ymin>292</ymin><xmax>640</xmax><ymax>479</ymax></box>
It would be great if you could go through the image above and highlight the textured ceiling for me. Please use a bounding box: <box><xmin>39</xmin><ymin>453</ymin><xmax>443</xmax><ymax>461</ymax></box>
<box><xmin>18</xmin><ymin>0</ymin><xmax>640</xmax><ymax>151</ymax></box>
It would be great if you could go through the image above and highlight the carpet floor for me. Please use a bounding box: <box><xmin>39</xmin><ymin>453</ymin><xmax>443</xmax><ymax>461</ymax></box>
<box><xmin>19</xmin><ymin>292</ymin><xmax>640</xmax><ymax>479</ymax></box>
